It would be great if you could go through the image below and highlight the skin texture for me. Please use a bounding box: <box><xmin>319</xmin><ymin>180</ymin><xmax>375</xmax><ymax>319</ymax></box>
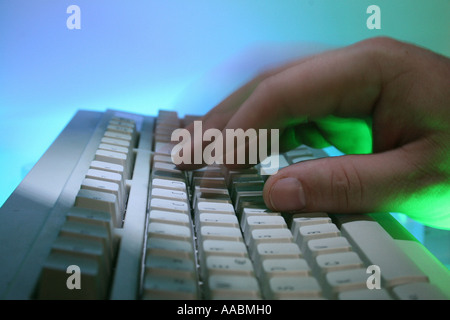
<box><xmin>176</xmin><ymin>37</ymin><xmax>450</xmax><ymax>229</ymax></box>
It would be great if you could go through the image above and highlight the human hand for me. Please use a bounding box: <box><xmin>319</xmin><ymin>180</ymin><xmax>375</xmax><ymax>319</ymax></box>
<box><xmin>176</xmin><ymin>37</ymin><xmax>450</xmax><ymax>229</ymax></box>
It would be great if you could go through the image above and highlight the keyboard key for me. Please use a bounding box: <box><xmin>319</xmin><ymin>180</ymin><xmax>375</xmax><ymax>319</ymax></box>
<box><xmin>392</xmin><ymin>282</ymin><xmax>447</xmax><ymax>300</ymax></box>
<box><xmin>199</xmin><ymin>226</ymin><xmax>243</xmax><ymax>242</ymax></box>
<box><xmin>148</xmin><ymin>222</ymin><xmax>192</xmax><ymax>241</ymax></box>
<box><xmin>341</xmin><ymin>221</ymin><xmax>428</xmax><ymax>287</ymax></box>
<box><xmin>325</xmin><ymin>268</ymin><xmax>369</xmax><ymax>297</ymax></box>
<box><xmin>145</xmin><ymin>255</ymin><xmax>196</xmax><ymax>279</ymax></box>
<box><xmin>151</xmin><ymin>178</ymin><xmax>186</xmax><ymax>191</ymax></box>
<box><xmin>261</xmin><ymin>258</ymin><xmax>311</xmax><ymax>279</ymax></box>
<box><xmin>204</xmin><ymin>256</ymin><xmax>255</xmax><ymax>277</ymax></box>
<box><xmin>149</xmin><ymin>210</ymin><xmax>191</xmax><ymax>227</ymax></box>
<box><xmin>306</xmin><ymin>236</ymin><xmax>352</xmax><ymax>258</ymax></box>
<box><xmin>295</xmin><ymin>223</ymin><xmax>340</xmax><ymax>251</ymax></box>
<box><xmin>142</xmin><ymin>274</ymin><xmax>198</xmax><ymax>300</ymax></box>
<box><xmin>206</xmin><ymin>275</ymin><xmax>261</xmax><ymax>299</ymax></box>
<box><xmin>315</xmin><ymin>251</ymin><xmax>364</xmax><ymax>274</ymax></box>
<box><xmin>338</xmin><ymin>288</ymin><xmax>392</xmax><ymax>300</ymax></box>
<box><xmin>267</xmin><ymin>276</ymin><xmax>322</xmax><ymax>299</ymax></box>
<box><xmin>146</xmin><ymin>238</ymin><xmax>194</xmax><ymax>260</ymax></box>
<box><xmin>75</xmin><ymin>189</ymin><xmax>122</xmax><ymax>227</ymax></box>
<box><xmin>150</xmin><ymin>198</ymin><xmax>189</xmax><ymax>213</ymax></box>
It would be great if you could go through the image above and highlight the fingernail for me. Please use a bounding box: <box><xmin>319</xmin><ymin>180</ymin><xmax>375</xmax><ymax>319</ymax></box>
<box><xmin>269</xmin><ymin>177</ymin><xmax>306</xmax><ymax>211</ymax></box>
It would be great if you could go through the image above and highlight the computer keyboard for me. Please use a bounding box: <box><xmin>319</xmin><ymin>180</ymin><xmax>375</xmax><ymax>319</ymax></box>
<box><xmin>0</xmin><ymin>109</ymin><xmax>449</xmax><ymax>300</ymax></box>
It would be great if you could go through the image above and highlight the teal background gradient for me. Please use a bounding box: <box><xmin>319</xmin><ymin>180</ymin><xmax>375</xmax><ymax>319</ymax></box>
<box><xmin>0</xmin><ymin>1</ymin><xmax>449</xmax><ymax>266</ymax></box>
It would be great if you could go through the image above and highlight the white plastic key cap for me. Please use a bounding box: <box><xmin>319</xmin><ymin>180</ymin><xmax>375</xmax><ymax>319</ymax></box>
<box><xmin>295</xmin><ymin>223</ymin><xmax>340</xmax><ymax>251</ymax></box>
<box><xmin>341</xmin><ymin>221</ymin><xmax>428</xmax><ymax>287</ymax></box>
<box><xmin>142</xmin><ymin>274</ymin><xmax>198</xmax><ymax>300</ymax></box>
<box><xmin>75</xmin><ymin>189</ymin><xmax>121</xmax><ymax>227</ymax></box>
<box><xmin>149</xmin><ymin>210</ymin><xmax>191</xmax><ymax>227</ymax></box>
<box><xmin>267</xmin><ymin>276</ymin><xmax>322</xmax><ymax>299</ymax></box>
<box><xmin>145</xmin><ymin>255</ymin><xmax>197</xmax><ymax>279</ymax></box>
<box><xmin>315</xmin><ymin>251</ymin><xmax>364</xmax><ymax>274</ymax></box>
<box><xmin>147</xmin><ymin>222</ymin><xmax>192</xmax><ymax>242</ymax></box>
<box><xmin>253</xmin><ymin>243</ymin><xmax>302</xmax><ymax>266</ymax></box>
<box><xmin>151</xmin><ymin>188</ymin><xmax>187</xmax><ymax>201</ymax></box>
<box><xmin>146</xmin><ymin>238</ymin><xmax>194</xmax><ymax>260</ymax></box>
<box><xmin>338</xmin><ymin>288</ymin><xmax>392</xmax><ymax>300</ymax></box>
<box><xmin>85</xmin><ymin>169</ymin><xmax>125</xmax><ymax>198</ymax></box>
<box><xmin>80</xmin><ymin>178</ymin><xmax>122</xmax><ymax>212</ymax></box>
<box><xmin>150</xmin><ymin>198</ymin><xmax>189</xmax><ymax>214</ymax></box>
<box><xmin>197</xmin><ymin>201</ymin><xmax>235</xmax><ymax>215</ymax></box>
<box><xmin>290</xmin><ymin>213</ymin><xmax>331</xmax><ymax>240</ymax></box>
<box><xmin>392</xmin><ymin>282</ymin><xmax>447</xmax><ymax>300</ymax></box>
<box><xmin>151</xmin><ymin>178</ymin><xmax>186</xmax><ymax>191</ymax></box>
<box><xmin>306</xmin><ymin>236</ymin><xmax>352</xmax><ymax>258</ymax></box>
<box><xmin>205</xmin><ymin>256</ymin><xmax>255</xmax><ymax>277</ymax></box>
<box><xmin>325</xmin><ymin>268</ymin><xmax>370</xmax><ymax>297</ymax></box>
<box><xmin>250</xmin><ymin>228</ymin><xmax>294</xmax><ymax>248</ymax></box>
<box><xmin>95</xmin><ymin>149</ymin><xmax>127</xmax><ymax>169</ymax></box>
<box><xmin>199</xmin><ymin>226</ymin><xmax>243</xmax><ymax>242</ymax></box>
<box><xmin>200</xmin><ymin>240</ymin><xmax>249</xmax><ymax>259</ymax></box>
<box><xmin>261</xmin><ymin>258</ymin><xmax>311</xmax><ymax>278</ymax></box>
<box><xmin>38</xmin><ymin>252</ymin><xmax>108</xmax><ymax>299</ymax></box>
<box><xmin>90</xmin><ymin>160</ymin><xmax>124</xmax><ymax>175</ymax></box>
<box><xmin>197</xmin><ymin>213</ymin><xmax>239</xmax><ymax>228</ymax></box>
<box><xmin>206</xmin><ymin>275</ymin><xmax>261</xmax><ymax>299</ymax></box>
<box><xmin>244</xmin><ymin>216</ymin><xmax>287</xmax><ymax>244</ymax></box>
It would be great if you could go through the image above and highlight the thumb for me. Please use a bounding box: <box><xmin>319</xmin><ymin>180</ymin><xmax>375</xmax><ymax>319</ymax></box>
<box><xmin>263</xmin><ymin>148</ymin><xmax>423</xmax><ymax>214</ymax></box>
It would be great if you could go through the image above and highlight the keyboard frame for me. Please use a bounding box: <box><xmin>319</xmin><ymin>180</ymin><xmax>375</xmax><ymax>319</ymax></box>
<box><xmin>0</xmin><ymin>109</ymin><xmax>449</xmax><ymax>300</ymax></box>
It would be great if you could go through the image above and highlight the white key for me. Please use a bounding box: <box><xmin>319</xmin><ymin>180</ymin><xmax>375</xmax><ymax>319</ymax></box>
<box><xmin>151</xmin><ymin>188</ymin><xmax>187</xmax><ymax>201</ymax></box>
<box><xmin>197</xmin><ymin>213</ymin><xmax>239</xmax><ymax>228</ymax></box>
<box><xmin>196</xmin><ymin>201</ymin><xmax>235</xmax><ymax>215</ymax></box>
<box><xmin>149</xmin><ymin>210</ymin><xmax>190</xmax><ymax>227</ymax></box>
<box><xmin>66</xmin><ymin>208</ymin><xmax>113</xmax><ymax>239</ymax></box>
<box><xmin>289</xmin><ymin>212</ymin><xmax>331</xmax><ymax>240</ymax></box>
<box><xmin>75</xmin><ymin>189</ymin><xmax>121</xmax><ymax>227</ymax></box>
<box><xmin>147</xmin><ymin>222</ymin><xmax>192</xmax><ymax>241</ymax></box>
<box><xmin>95</xmin><ymin>149</ymin><xmax>127</xmax><ymax>168</ymax></box>
<box><xmin>152</xmin><ymin>178</ymin><xmax>186</xmax><ymax>191</ymax></box>
<box><xmin>101</xmin><ymin>137</ymin><xmax>131</xmax><ymax>149</ymax></box>
<box><xmin>200</xmin><ymin>240</ymin><xmax>248</xmax><ymax>260</ymax></box>
<box><xmin>143</xmin><ymin>274</ymin><xmax>198</xmax><ymax>300</ymax></box>
<box><xmin>199</xmin><ymin>226</ymin><xmax>243</xmax><ymax>242</ymax></box>
<box><xmin>38</xmin><ymin>252</ymin><xmax>108</xmax><ymax>299</ymax></box>
<box><xmin>51</xmin><ymin>236</ymin><xmax>111</xmax><ymax>275</ymax></box>
<box><xmin>295</xmin><ymin>223</ymin><xmax>340</xmax><ymax>251</ymax></box>
<box><xmin>267</xmin><ymin>276</ymin><xmax>322</xmax><ymax>299</ymax></box>
<box><xmin>90</xmin><ymin>160</ymin><xmax>124</xmax><ymax>175</ymax></box>
<box><xmin>150</xmin><ymin>198</ymin><xmax>189</xmax><ymax>214</ymax></box>
<box><xmin>98</xmin><ymin>143</ymin><xmax>129</xmax><ymax>155</ymax></box>
<box><xmin>146</xmin><ymin>238</ymin><xmax>194</xmax><ymax>260</ymax></box>
<box><xmin>338</xmin><ymin>288</ymin><xmax>392</xmax><ymax>300</ymax></box>
<box><xmin>145</xmin><ymin>255</ymin><xmax>196</xmax><ymax>279</ymax></box>
<box><xmin>206</xmin><ymin>275</ymin><xmax>261</xmax><ymax>299</ymax></box>
<box><xmin>103</xmin><ymin>130</ymin><xmax>132</xmax><ymax>142</ymax></box>
<box><xmin>315</xmin><ymin>251</ymin><xmax>364</xmax><ymax>274</ymax></box>
<box><xmin>249</xmin><ymin>228</ymin><xmax>293</xmax><ymax>249</ymax></box>
<box><xmin>392</xmin><ymin>282</ymin><xmax>447</xmax><ymax>300</ymax></box>
<box><xmin>80</xmin><ymin>178</ymin><xmax>122</xmax><ymax>211</ymax></box>
<box><xmin>244</xmin><ymin>216</ymin><xmax>287</xmax><ymax>244</ymax></box>
<box><xmin>107</xmin><ymin>124</ymin><xmax>135</xmax><ymax>136</ymax></box>
<box><xmin>306</xmin><ymin>236</ymin><xmax>352</xmax><ymax>258</ymax></box>
<box><xmin>153</xmin><ymin>161</ymin><xmax>182</xmax><ymax>173</ymax></box>
<box><xmin>59</xmin><ymin>220</ymin><xmax>113</xmax><ymax>260</ymax></box>
<box><xmin>261</xmin><ymin>258</ymin><xmax>311</xmax><ymax>279</ymax></box>
<box><xmin>254</xmin><ymin>243</ymin><xmax>302</xmax><ymax>262</ymax></box>
<box><xmin>240</xmin><ymin>208</ymin><xmax>280</xmax><ymax>231</ymax></box>
<box><xmin>341</xmin><ymin>221</ymin><xmax>428</xmax><ymax>287</ymax></box>
<box><xmin>204</xmin><ymin>256</ymin><xmax>255</xmax><ymax>277</ymax></box>
<box><xmin>86</xmin><ymin>169</ymin><xmax>125</xmax><ymax>196</ymax></box>
<box><xmin>325</xmin><ymin>268</ymin><xmax>369</xmax><ymax>296</ymax></box>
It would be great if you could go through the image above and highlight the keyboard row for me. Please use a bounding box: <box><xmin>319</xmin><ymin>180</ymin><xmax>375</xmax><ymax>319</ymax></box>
<box><xmin>38</xmin><ymin>116</ymin><xmax>138</xmax><ymax>299</ymax></box>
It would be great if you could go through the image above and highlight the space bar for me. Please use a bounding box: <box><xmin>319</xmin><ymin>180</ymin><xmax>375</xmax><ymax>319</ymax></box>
<box><xmin>340</xmin><ymin>221</ymin><xmax>428</xmax><ymax>288</ymax></box>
